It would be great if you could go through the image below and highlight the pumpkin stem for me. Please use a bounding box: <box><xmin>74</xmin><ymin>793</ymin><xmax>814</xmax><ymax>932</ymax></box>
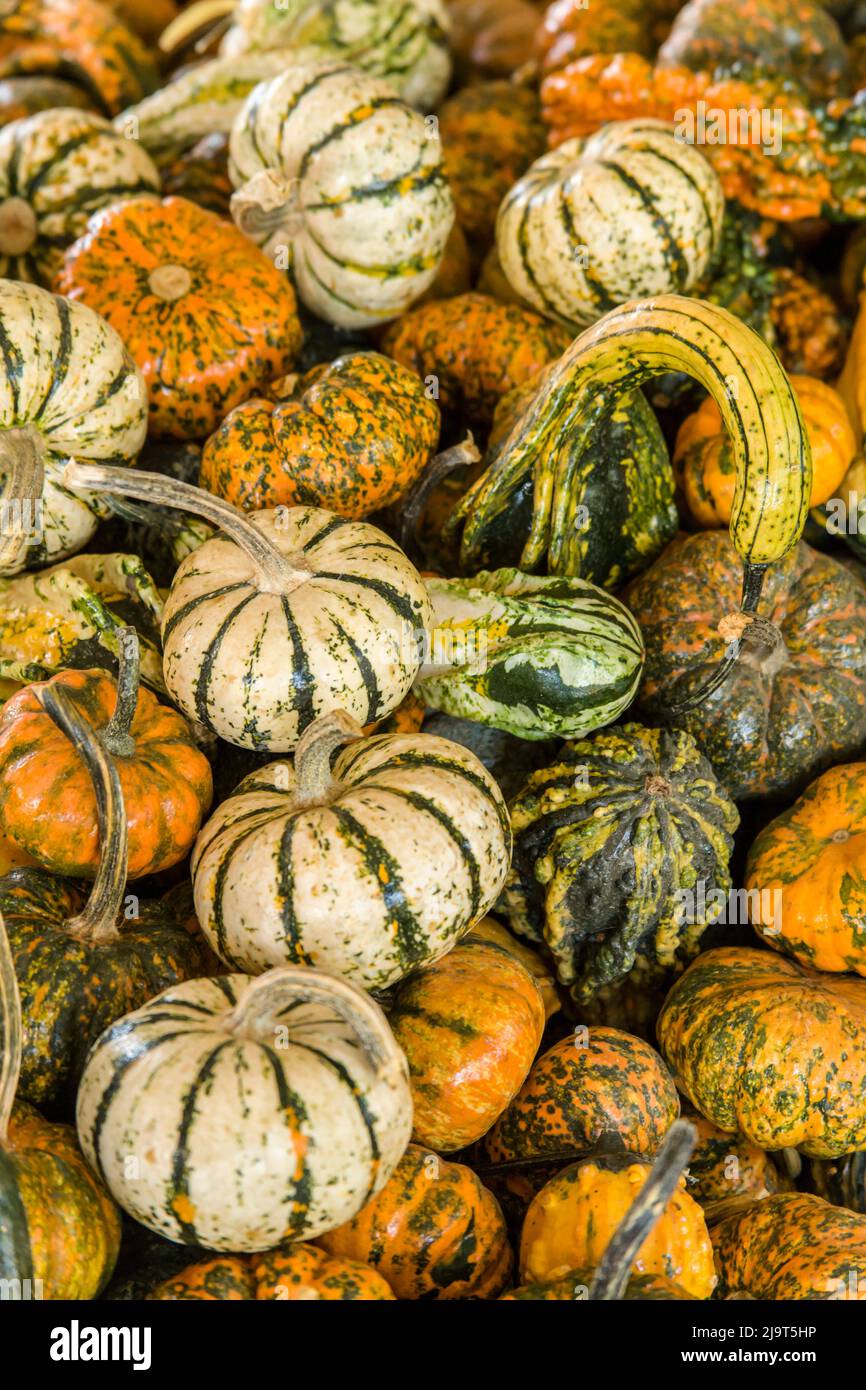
<box><xmin>101</xmin><ymin>626</ymin><xmax>140</xmax><ymax>759</ymax></box>
<box><xmin>38</xmin><ymin>685</ymin><xmax>128</xmax><ymax>945</ymax></box>
<box><xmin>158</xmin><ymin>0</ymin><xmax>234</xmax><ymax>58</ymax></box>
<box><xmin>588</xmin><ymin>1119</ymin><xmax>698</xmax><ymax>1301</ymax></box>
<box><xmin>0</xmin><ymin>425</ymin><xmax>44</xmax><ymax>573</ymax></box>
<box><xmin>293</xmin><ymin>710</ymin><xmax>365</xmax><ymax>805</ymax></box>
<box><xmin>62</xmin><ymin>460</ymin><xmax>310</xmax><ymax>595</ymax></box>
<box><xmin>225</xmin><ymin>965</ymin><xmax>403</xmax><ymax>1080</ymax></box>
<box><xmin>398</xmin><ymin>433</ymin><xmax>480</xmax><ymax>561</ymax></box>
<box><xmin>0</xmin><ymin>908</ymin><xmax>22</xmax><ymax>1146</ymax></box>
<box><xmin>231</xmin><ymin>170</ymin><xmax>305</xmax><ymax>242</ymax></box>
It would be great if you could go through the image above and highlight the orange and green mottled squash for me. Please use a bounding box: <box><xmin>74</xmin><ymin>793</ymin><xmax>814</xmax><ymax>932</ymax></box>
<box><xmin>519</xmin><ymin>1148</ymin><xmax>716</xmax><ymax>1297</ymax></box>
<box><xmin>712</xmin><ymin>1193</ymin><xmax>866</xmax><ymax>1299</ymax></box>
<box><xmin>627</xmin><ymin>531</ymin><xmax>866</xmax><ymax>801</ymax></box>
<box><xmin>535</xmin><ymin>0</ymin><xmax>654</xmax><ymax>74</ymax></box>
<box><xmin>107</xmin><ymin>0</ymin><xmax>178</xmax><ymax>44</ymax></box>
<box><xmin>158</xmin><ymin>132</ymin><xmax>233</xmax><ymax>219</ymax></box>
<box><xmin>500</xmin><ymin>723</ymin><xmax>739</xmax><ymax>1004</ymax></box>
<box><xmin>439</xmin><ymin>80</ymin><xmax>546</xmax><ymax>249</ymax></box>
<box><xmin>1</xmin><ymin>683</ymin><xmax>203</xmax><ymax>1110</ymax></box>
<box><xmin>318</xmin><ymin>1143</ymin><xmax>512</xmax><ymax>1299</ymax></box>
<box><xmin>502</xmin><ymin>1268</ymin><xmax>696</xmax><ymax>1299</ymax></box>
<box><xmin>466</xmin><ymin>916</ymin><xmax>560</xmax><ymax>1020</ymax></box>
<box><xmin>388</xmin><ymin>935</ymin><xmax>545</xmax><ymax>1152</ymax></box>
<box><xmin>0</xmin><ymin>900</ymin><xmax>121</xmax><ymax>1299</ymax></box>
<box><xmin>675</xmin><ymin>376</ymin><xmax>855</xmax><ymax>529</ymax></box>
<box><xmin>381</xmin><ymin>292</ymin><xmax>570</xmax><ymax>431</ymax></box>
<box><xmin>768</xmin><ymin>269</ymin><xmax>846</xmax><ymax>381</ymax></box>
<box><xmin>658</xmin><ymin>0</ymin><xmax>848</xmax><ymax>102</ymax></box>
<box><xmin>657</xmin><ymin>946</ymin><xmax>866</xmax><ymax>1158</ymax></box>
<box><xmin>0</xmin><ymin>633</ymin><xmax>212</xmax><ymax>880</ymax></box>
<box><xmin>199</xmin><ymin>352</ymin><xmax>440</xmax><ymax>519</ymax></box>
<box><xmin>745</xmin><ymin>761</ymin><xmax>866</xmax><ymax>975</ymax></box>
<box><xmin>76</xmin><ymin>966</ymin><xmax>413</xmax><ymax>1251</ymax></box>
<box><xmin>681</xmin><ymin>1104</ymin><xmax>792</xmax><ymax>1211</ymax></box>
<box><xmin>0</xmin><ymin>77</ymin><xmax>96</xmax><ymax>127</ymax></box>
<box><xmin>57</xmin><ymin>195</ymin><xmax>302</xmax><ymax>440</ymax></box>
<box><xmin>447</xmin><ymin>0</ymin><xmax>540</xmax><ymax>81</ymax></box>
<box><xmin>150</xmin><ymin>1244</ymin><xmax>395</xmax><ymax>1300</ymax></box>
<box><xmin>0</xmin><ymin>0</ymin><xmax>158</xmax><ymax>116</ymax></box>
<box><xmin>0</xmin><ymin>107</ymin><xmax>159</xmax><ymax>286</ymax></box>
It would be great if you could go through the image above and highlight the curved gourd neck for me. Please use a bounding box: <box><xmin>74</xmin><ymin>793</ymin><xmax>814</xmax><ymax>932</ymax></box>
<box><xmin>62</xmin><ymin>461</ymin><xmax>311</xmax><ymax>595</ymax></box>
<box><xmin>0</xmin><ymin>425</ymin><xmax>45</xmax><ymax>572</ymax></box>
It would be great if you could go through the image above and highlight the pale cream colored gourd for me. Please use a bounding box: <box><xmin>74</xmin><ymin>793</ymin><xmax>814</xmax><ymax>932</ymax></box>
<box><xmin>229</xmin><ymin>62</ymin><xmax>455</xmax><ymax>328</ymax></box>
<box><xmin>75</xmin><ymin>966</ymin><xmax>413</xmax><ymax>1250</ymax></box>
<box><xmin>0</xmin><ymin>281</ymin><xmax>147</xmax><ymax>577</ymax></box>
<box><xmin>496</xmin><ymin>120</ymin><xmax>725</xmax><ymax>329</ymax></box>
<box><xmin>192</xmin><ymin>711</ymin><xmax>513</xmax><ymax>987</ymax></box>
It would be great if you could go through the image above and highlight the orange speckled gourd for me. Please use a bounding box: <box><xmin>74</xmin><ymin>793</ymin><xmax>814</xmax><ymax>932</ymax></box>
<box><xmin>501</xmin><ymin>1268</ymin><xmax>696</xmax><ymax>1299</ymax></box>
<box><xmin>712</xmin><ymin>1193</ymin><xmax>866</xmax><ymax>1299</ymax></box>
<box><xmin>56</xmin><ymin>196</ymin><xmax>302</xmax><ymax>439</ymax></box>
<box><xmin>150</xmin><ymin>1244</ymin><xmax>395</xmax><ymax>1300</ymax></box>
<box><xmin>439</xmin><ymin>81</ymin><xmax>546</xmax><ymax>247</ymax></box>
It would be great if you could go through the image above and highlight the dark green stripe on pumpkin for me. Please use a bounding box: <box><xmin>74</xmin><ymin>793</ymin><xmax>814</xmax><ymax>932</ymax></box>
<box><xmin>358</xmin><ymin>782</ymin><xmax>483</xmax><ymax>919</ymax></box>
<box><xmin>168</xmin><ymin>1040</ymin><xmax>233</xmax><ymax>1243</ymax></box>
<box><xmin>288</xmin><ymin>1040</ymin><xmax>382</xmax><ymax>1206</ymax></box>
<box><xmin>599</xmin><ymin>160</ymin><xmax>690</xmax><ymax>291</ymax></box>
<box><xmin>193</xmin><ymin>592</ymin><xmax>257</xmax><ymax>731</ymax></box>
<box><xmin>329</xmin><ymin>805</ymin><xmax>430</xmax><ymax>969</ymax></box>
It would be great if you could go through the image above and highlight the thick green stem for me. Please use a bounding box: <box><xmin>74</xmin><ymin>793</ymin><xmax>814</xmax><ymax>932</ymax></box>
<box><xmin>101</xmin><ymin>626</ymin><xmax>140</xmax><ymax>759</ymax></box>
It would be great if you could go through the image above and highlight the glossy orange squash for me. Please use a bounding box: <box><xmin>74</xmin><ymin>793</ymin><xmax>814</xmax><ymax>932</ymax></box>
<box><xmin>56</xmin><ymin>195</ymin><xmax>302</xmax><ymax>440</ymax></box>
<box><xmin>199</xmin><ymin>352</ymin><xmax>440</xmax><ymax>519</ymax></box>
<box><xmin>150</xmin><ymin>1244</ymin><xmax>395</xmax><ymax>1300</ymax></box>
<box><xmin>318</xmin><ymin>1144</ymin><xmax>513</xmax><ymax>1300</ymax></box>
<box><xmin>466</xmin><ymin>917</ymin><xmax>560</xmax><ymax>1020</ymax></box>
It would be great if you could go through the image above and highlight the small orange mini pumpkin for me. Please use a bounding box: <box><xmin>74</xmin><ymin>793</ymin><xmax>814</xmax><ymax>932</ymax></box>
<box><xmin>150</xmin><ymin>1244</ymin><xmax>395</xmax><ymax>1301</ymax></box>
<box><xmin>199</xmin><ymin>352</ymin><xmax>440</xmax><ymax>519</ymax></box>
<box><xmin>56</xmin><ymin>195</ymin><xmax>302</xmax><ymax>439</ymax></box>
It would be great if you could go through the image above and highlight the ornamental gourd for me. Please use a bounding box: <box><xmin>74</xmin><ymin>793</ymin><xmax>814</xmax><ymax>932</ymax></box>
<box><xmin>0</xmin><ymin>630</ymin><xmax>213</xmax><ymax>880</ymax></box>
<box><xmin>0</xmin><ymin>279</ymin><xmax>147</xmax><ymax>577</ymax></box>
<box><xmin>415</xmin><ymin>569</ymin><xmax>644</xmax><ymax>741</ymax></box>
<box><xmin>76</xmin><ymin>966</ymin><xmax>413</xmax><ymax>1250</ymax></box>
<box><xmin>192</xmin><ymin>711</ymin><xmax>511</xmax><ymax>988</ymax></box>
<box><xmin>388</xmin><ymin>935</ymin><xmax>545</xmax><ymax>1151</ymax></box>
<box><xmin>657</xmin><ymin>946</ymin><xmax>866</xmax><ymax>1158</ymax></box>
<box><xmin>496</xmin><ymin>120</ymin><xmax>725</xmax><ymax>330</ymax></box>
<box><xmin>500</xmin><ymin>723</ymin><xmax>740</xmax><ymax>1003</ymax></box>
<box><xmin>0</xmin><ymin>905</ymin><xmax>121</xmax><ymax>1300</ymax></box>
<box><xmin>681</xmin><ymin>1103</ymin><xmax>792</xmax><ymax>1211</ymax></box>
<box><xmin>450</xmin><ymin>296</ymin><xmax>811</xmax><ymax>679</ymax></box>
<box><xmin>228</xmin><ymin>63</ymin><xmax>455</xmax><ymax>329</ymax></box>
<box><xmin>318</xmin><ymin>1143</ymin><xmax>512</xmax><ymax>1299</ymax></box>
<box><xmin>1</xmin><ymin>684</ymin><xmax>203</xmax><ymax>1111</ymax></box>
<box><xmin>57</xmin><ymin>195</ymin><xmax>302</xmax><ymax>440</ymax></box>
<box><xmin>199</xmin><ymin>351</ymin><xmax>441</xmax><ymax>519</ymax></box>
<box><xmin>62</xmin><ymin>461</ymin><xmax>433</xmax><ymax>751</ymax></box>
<box><xmin>712</xmin><ymin>1193</ymin><xmax>866</xmax><ymax>1300</ymax></box>
<box><xmin>150</xmin><ymin>1244</ymin><xmax>395</xmax><ymax>1300</ymax></box>
<box><xmin>745</xmin><ymin>762</ymin><xmax>866</xmax><ymax>975</ymax></box>
<box><xmin>0</xmin><ymin>108</ymin><xmax>160</xmax><ymax>285</ymax></box>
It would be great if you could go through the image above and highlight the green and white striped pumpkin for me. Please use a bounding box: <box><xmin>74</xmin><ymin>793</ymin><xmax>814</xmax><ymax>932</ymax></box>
<box><xmin>496</xmin><ymin>120</ymin><xmax>724</xmax><ymax>330</ymax></box>
<box><xmin>192</xmin><ymin>711</ymin><xmax>512</xmax><ymax>986</ymax></box>
<box><xmin>415</xmin><ymin>569</ymin><xmax>645</xmax><ymax>740</ymax></box>
<box><xmin>0</xmin><ymin>108</ymin><xmax>160</xmax><ymax>286</ymax></box>
<box><xmin>0</xmin><ymin>280</ymin><xmax>147</xmax><ymax>577</ymax></box>
<box><xmin>229</xmin><ymin>63</ymin><xmax>455</xmax><ymax>328</ymax></box>
<box><xmin>220</xmin><ymin>0</ymin><xmax>452</xmax><ymax>110</ymax></box>
<box><xmin>62</xmin><ymin>461</ymin><xmax>432</xmax><ymax>750</ymax></box>
<box><xmin>76</xmin><ymin>967</ymin><xmax>413</xmax><ymax>1251</ymax></box>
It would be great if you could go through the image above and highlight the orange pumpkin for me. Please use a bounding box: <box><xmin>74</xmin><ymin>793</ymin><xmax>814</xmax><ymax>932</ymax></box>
<box><xmin>56</xmin><ymin>196</ymin><xmax>302</xmax><ymax>439</ymax></box>
<box><xmin>389</xmin><ymin>935</ymin><xmax>546</xmax><ymax>1152</ymax></box>
<box><xmin>466</xmin><ymin>916</ymin><xmax>560</xmax><ymax>1020</ymax></box>
<box><xmin>199</xmin><ymin>352</ymin><xmax>440</xmax><ymax>519</ymax></box>
<box><xmin>745</xmin><ymin>761</ymin><xmax>866</xmax><ymax>975</ymax></box>
<box><xmin>0</xmin><ymin>633</ymin><xmax>212</xmax><ymax>880</ymax></box>
<box><xmin>681</xmin><ymin>1104</ymin><xmax>792</xmax><ymax>1211</ymax></box>
<box><xmin>318</xmin><ymin>1144</ymin><xmax>513</xmax><ymax>1300</ymax></box>
<box><xmin>535</xmin><ymin>0</ymin><xmax>654</xmax><ymax>74</ymax></box>
<box><xmin>150</xmin><ymin>1244</ymin><xmax>395</xmax><ymax>1301</ymax></box>
<box><xmin>768</xmin><ymin>269</ymin><xmax>846</xmax><ymax>381</ymax></box>
<box><xmin>712</xmin><ymin>1193</ymin><xmax>866</xmax><ymax>1300</ymax></box>
<box><xmin>519</xmin><ymin>1151</ymin><xmax>716</xmax><ymax>1297</ymax></box>
<box><xmin>674</xmin><ymin>374</ymin><xmax>855</xmax><ymax>528</ymax></box>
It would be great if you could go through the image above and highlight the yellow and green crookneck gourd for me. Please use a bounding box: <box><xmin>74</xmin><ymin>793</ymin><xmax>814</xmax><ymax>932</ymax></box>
<box><xmin>449</xmin><ymin>296</ymin><xmax>812</xmax><ymax>708</ymax></box>
<box><xmin>1</xmin><ymin>681</ymin><xmax>203</xmax><ymax>1112</ymax></box>
<box><xmin>500</xmin><ymin>723</ymin><xmax>740</xmax><ymax>1005</ymax></box>
<box><xmin>228</xmin><ymin>62</ymin><xmax>455</xmax><ymax>329</ymax></box>
<box><xmin>0</xmin><ymin>106</ymin><xmax>160</xmax><ymax>286</ymax></box>
<box><xmin>0</xmin><ymin>904</ymin><xmax>121</xmax><ymax>1300</ymax></box>
<box><xmin>0</xmin><ymin>279</ymin><xmax>147</xmax><ymax>577</ymax></box>
<box><xmin>192</xmin><ymin>709</ymin><xmax>511</xmax><ymax>989</ymax></box>
<box><xmin>414</xmin><ymin>569</ymin><xmax>644</xmax><ymax>741</ymax></box>
<box><xmin>62</xmin><ymin>460</ymin><xmax>432</xmax><ymax>751</ymax></box>
<box><xmin>76</xmin><ymin>965</ymin><xmax>413</xmax><ymax>1252</ymax></box>
<box><xmin>496</xmin><ymin>120</ymin><xmax>725</xmax><ymax>330</ymax></box>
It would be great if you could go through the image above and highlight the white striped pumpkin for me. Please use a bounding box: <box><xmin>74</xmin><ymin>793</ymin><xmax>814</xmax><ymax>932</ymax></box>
<box><xmin>191</xmin><ymin>712</ymin><xmax>512</xmax><ymax>987</ymax></box>
<box><xmin>496</xmin><ymin>120</ymin><xmax>724</xmax><ymax>330</ymax></box>
<box><xmin>0</xmin><ymin>107</ymin><xmax>160</xmax><ymax>286</ymax></box>
<box><xmin>229</xmin><ymin>63</ymin><xmax>455</xmax><ymax>328</ymax></box>
<box><xmin>76</xmin><ymin>967</ymin><xmax>413</xmax><ymax>1250</ymax></box>
<box><xmin>62</xmin><ymin>461</ymin><xmax>433</xmax><ymax>750</ymax></box>
<box><xmin>219</xmin><ymin>0</ymin><xmax>453</xmax><ymax>110</ymax></box>
<box><xmin>0</xmin><ymin>280</ymin><xmax>148</xmax><ymax>577</ymax></box>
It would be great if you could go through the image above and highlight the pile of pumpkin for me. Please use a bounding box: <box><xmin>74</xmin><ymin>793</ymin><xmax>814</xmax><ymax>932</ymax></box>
<box><xmin>4</xmin><ymin>0</ymin><xmax>866</xmax><ymax>1304</ymax></box>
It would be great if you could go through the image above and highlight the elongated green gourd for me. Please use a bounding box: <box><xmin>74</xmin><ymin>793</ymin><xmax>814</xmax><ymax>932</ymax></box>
<box><xmin>452</xmin><ymin>296</ymin><xmax>811</xmax><ymax>616</ymax></box>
